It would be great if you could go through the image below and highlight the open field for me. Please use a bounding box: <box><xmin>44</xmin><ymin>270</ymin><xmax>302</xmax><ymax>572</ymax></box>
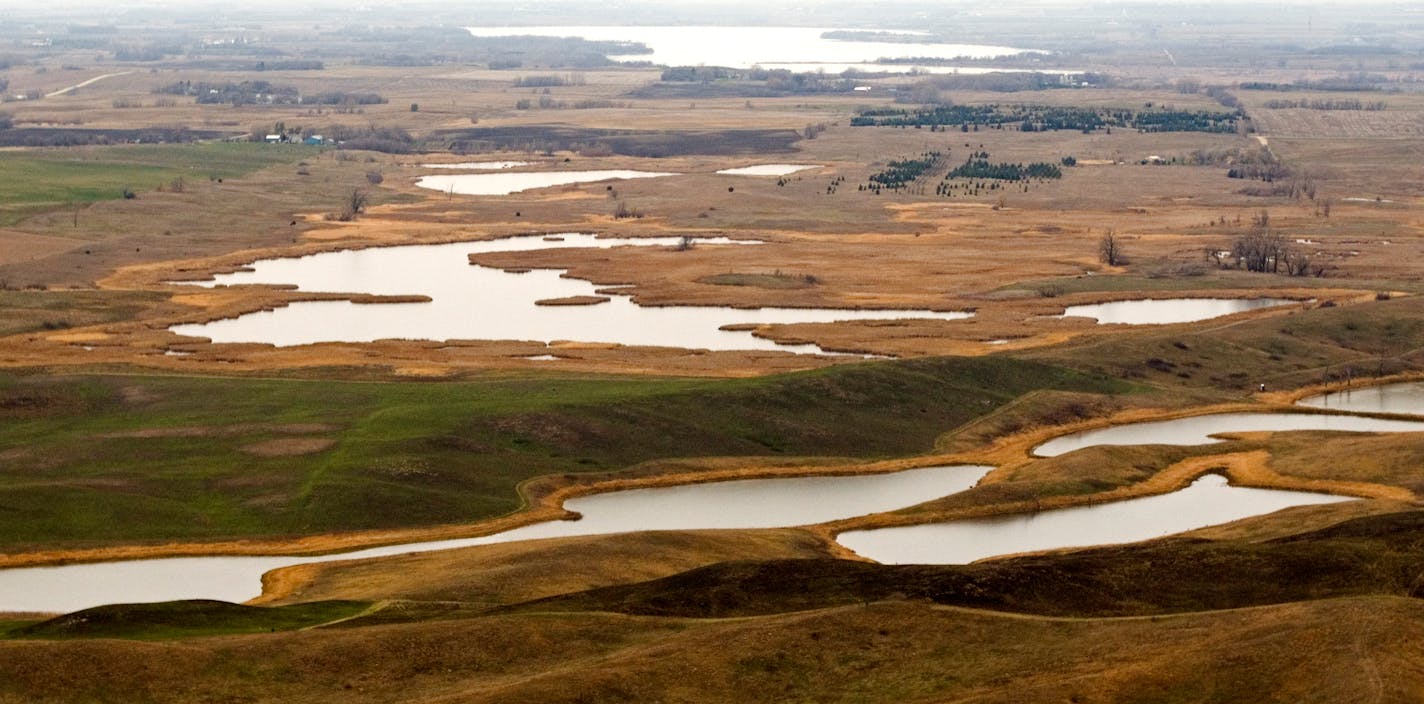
<box><xmin>4</xmin><ymin>594</ymin><xmax>1424</xmax><ymax>702</ymax></box>
<box><xmin>0</xmin><ymin>357</ymin><xmax>1123</xmax><ymax>554</ymax></box>
<box><xmin>2</xmin><ymin>2</ymin><xmax>1424</xmax><ymax>700</ymax></box>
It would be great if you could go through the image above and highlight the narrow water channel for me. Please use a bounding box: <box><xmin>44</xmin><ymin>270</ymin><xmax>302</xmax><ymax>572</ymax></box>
<box><xmin>1032</xmin><ymin>412</ymin><xmax>1424</xmax><ymax>457</ymax></box>
<box><xmin>836</xmin><ymin>474</ymin><xmax>1352</xmax><ymax>564</ymax></box>
<box><xmin>0</xmin><ymin>465</ymin><xmax>991</xmax><ymax>613</ymax></box>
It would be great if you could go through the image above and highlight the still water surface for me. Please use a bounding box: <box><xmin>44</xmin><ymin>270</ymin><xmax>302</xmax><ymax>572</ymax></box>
<box><xmin>1298</xmin><ymin>382</ymin><xmax>1424</xmax><ymax>416</ymax></box>
<box><xmin>1057</xmin><ymin>298</ymin><xmax>1294</xmax><ymax>325</ymax></box>
<box><xmin>716</xmin><ymin>164</ymin><xmax>821</xmax><ymax>176</ymax></box>
<box><xmin>0</xmin><ymin>465</ymin><xmax>991</xmax><ymax>613</ymax></box>
<box><xmin>415</xmin><ymin>169</ymin><xmax>675</xmax><ymax>196</ymax></box>
<box><xmin>836</xmin><ymin>474</ymin><xmax>1351</xmax><ymax>564</ymax></box>
<box><xmin>1033</xmin><ymin>412</ymin><xmax>1424</xmax><ymax>457</ymax></box>
<box><xmin>169</xmin><ymin>234</ymin><xmax>973</xmax><ymax>352</ymax></box>
<box><xmin>464</xmin><ymin>26</ymin><xmax>1033</xmax><ymax>70</ymax></box>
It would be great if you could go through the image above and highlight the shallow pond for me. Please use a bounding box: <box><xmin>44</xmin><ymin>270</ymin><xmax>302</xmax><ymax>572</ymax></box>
<box><xmin>1298</xmin><ymin>382</ymin><xmax>1424</xmax><ymax>416</ymax></box>
<box><xmin>1032</xmin><ymin>412</ymin><xmax>1424</xmax><ymax>457</ymax></box>
<box><xmin>1056</xmin><ymin>298</ymin><xmax>1295</xmax><ymax>325</ymax></box>
<box><xmin>836</xmin><ymin>474</ymin><xmax>1352</xmax><ymax>564</ymax></box>
<box><xmin>415</xmin><ymin>169</ymin><xmax>675</xmax><ymax>196</ymax></box>
<box><xmin>0</xmin><ymin>465</ymin><xmax>991</xmax><ymax>613</ymax></box>
<box><xmin>464</xmin><ymin>26</ymin><xmax>1032</xmax><ymax>70</ymax></box>
<box><xmin>169</xmin><ymin>233</ymin><xmax>973</xmax><ymax>352</ymax></box>
<box><xmin>716</xmin><ymin>164</ymin><xmax>821</xmax><ymax>176</ymax></box>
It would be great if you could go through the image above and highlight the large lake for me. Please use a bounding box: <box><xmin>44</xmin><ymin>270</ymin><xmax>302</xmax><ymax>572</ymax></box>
<box><xmin>465</xmin><ymin>26</ymin><xmax>1034</xmax><ymax>71</ymax></box>
<box><xmin>1032</xmin><ymin>412</ymin><xmax>1424</xmax><ymax>457</ymax></box>
<box><xmin>836</xmin><ymin>474</ymin><xmax>1351</xmax><ymax>564</ymax></box>
<box><xmin>0</xmin><ymin>465</ymin><xmax>991</xmax><ymax>613</ymax></box>
<box><xmin>169</xmin><ymin>234</ymin><xmax>973</xmax><ymax>352</ymax></box>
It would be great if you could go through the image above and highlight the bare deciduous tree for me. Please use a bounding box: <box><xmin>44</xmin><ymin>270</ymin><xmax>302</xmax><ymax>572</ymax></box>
<box><xmin>334</xmin><ymin>188</ymin><xmax>368</xmax><ymax>221</ymax></box>
<box><xmin>1099</xmin><ymin>230</ymin><xmax>1125</xmax><ymax>266</ymax></box>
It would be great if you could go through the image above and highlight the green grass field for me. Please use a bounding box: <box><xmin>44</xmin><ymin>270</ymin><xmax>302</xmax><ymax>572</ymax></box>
<box><xmin>0</xmin><ymin>357</ymin><xmax>1127</xmax><ymax>550</ymax></box>
<box><xmin>0</xmin><ymin>143</ymin><xmax>318</xmax><ymax>225</ymax></box>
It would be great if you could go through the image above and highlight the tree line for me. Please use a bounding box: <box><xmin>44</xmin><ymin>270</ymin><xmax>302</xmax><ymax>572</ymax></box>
<box><xmin>852</xmin><ymin>104</ymin><xmax>1239</xmax><ymax>134</ymax></box>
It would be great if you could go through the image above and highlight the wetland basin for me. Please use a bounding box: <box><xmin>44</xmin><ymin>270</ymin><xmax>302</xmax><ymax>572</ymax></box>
<box><xmin>1056</xmin><ymin>298</ymin><xmax>1295</xmax><ymax>325</ymax></box>
<box><xmin>1298</xmin><ymin>382</ymin><xmax>1424</xmax><ymax>416</ymax></box>
<box><xmin>464</xmin><ymin>26</ymin><xmax>1033</xmax><ymax>70</ymax></box>
<box><xmin>0</xmin><ymin>465</ymin><xmax>991</xmax><ymax>613</ymax></box>
<box><xmin>415</xmin><ymin>169</ymin><xmax>675</xmax><ymax>196</ymax></box>
<box><xmin>716</xmin><ymin>164</ymin><xmax>821</xmax><ymax>176</ymax></box>
<box><xmin>1033</xmin><ymin>412</ymin><xmax>1424</xmax><ymax>457</ymax></box>
<box><xmin>836</xmin><ymin>474</ymin><xmax>1352</xmax><ymax>564</ymax></box>
<box><xmin>169</xmin><ymin>233</ymin><xmax>973</xmax><ymax>352</ymax></box>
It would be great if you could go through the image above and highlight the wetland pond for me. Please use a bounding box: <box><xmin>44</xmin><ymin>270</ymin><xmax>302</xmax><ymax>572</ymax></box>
<box><xmin>1033</xmin><ymin>412</ymin><xmax>1424</xmax><ymax>457</ymax></box>
<box><xmin>836</xmin><ymin>474</ymin><xmax>1352</xmax><ymax>564</ymax></box>
<box><xmin>1030</xmin><ymin>410</ymin><xmax>1424</xmax><ymax>458</ymax></box>
<box><xmin>1298</xmin><ymin>382</ymin><xmax>1424</xmax><ymax>416</ymax></box>
<box><xmin>0</xmin><ymin>465</ymin><xmax>991</xmax><ymax>613</ymax></box>
<box><xmin>415</xmin><ymin>169</ymin><xmax>675</xmax><ymax>196</ymax></box>
<box><xmin>1056</xmin><ymin>298</ymin><xmax>1295</xmax><ymax>325</ymax></box>
<box><xmin>169</xmin><ymin>233</ymin><xmax>973</xmax><ymax>352</ymax></box>
<box><xmin>716</xmin><ymin>164</ymin><xmax>821</xmax><ymax>176</ymax></box>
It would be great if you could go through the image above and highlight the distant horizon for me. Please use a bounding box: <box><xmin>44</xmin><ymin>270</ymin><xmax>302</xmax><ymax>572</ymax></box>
<box><xmin>0</xmin><ymin>0</ymin><xmax>1409</xmax><ymax>10</ymax></box>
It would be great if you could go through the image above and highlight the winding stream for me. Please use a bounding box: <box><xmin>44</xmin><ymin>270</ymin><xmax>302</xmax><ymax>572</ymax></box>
<box><xmin>0</xmin><ymin>465</ymin><xmax>991</xmax><ymax>613</ymax></box>
<box><xmin>836</xmin><ymin>474</ymin><xmax>1352</xmax><ymax>564</ymax></box>
<box><xmin>1032</xmin><ymin>412</ymin><xmax>1424</xmax><ymax>457</ymax></box>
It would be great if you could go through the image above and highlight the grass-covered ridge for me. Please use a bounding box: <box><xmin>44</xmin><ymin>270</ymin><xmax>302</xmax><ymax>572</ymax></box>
<box><xmin>7</xmin><ymin>600</ymin><xmax>369</xmax><ymax>641</ymax></box>
<box><xmin>0</xmin><ymin>357</ymin><xmax>1127</xmax><ymax>550</ymax></box>
<box><xmin>513</xmin><ymin>509</ymin><xmax>1424</xmax><ymax>619</ymax></box>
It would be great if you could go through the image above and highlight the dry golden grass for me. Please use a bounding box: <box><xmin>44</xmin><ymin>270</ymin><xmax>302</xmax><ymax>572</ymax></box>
<box><xmin>259</xmin><ymin>528</ymin><xmax>833</xmax><ymax>606</ymax></box>
<box><xmin>3</xmin><ymin>60</ymin><xmax>1422</xmax><ymax>378</ymax></box>
<box><xmin>4</xmin><ymin>597</ymin><xmax>1424</xmax><ymax>703</ymax></box>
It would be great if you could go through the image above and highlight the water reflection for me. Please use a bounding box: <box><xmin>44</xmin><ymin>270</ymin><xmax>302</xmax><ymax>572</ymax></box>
<box><xmin>169</xmin><ymin>234</ymin><xmax>973</xmax><ymax>352</ymax></box>
<box><xmin>416</xmin><ymin>169</ymin><xmax>675</xmax><ymax>196</ymax></box>
<box><xmin>1056</xmin><ymin>298</ymin><xmax>1294</xmax><ymax>325</ymax></box>
<box><xmin>837</xmin><ymin>475</ymin><xmax>1351</xmax><ymax>564</ymax></box>
<box><xmin>1033</xmin><ymin>412</ymin><xmax>1424</xmax><ymax>457</ymax></box>
<box><xmin>1298</xmin><ymin>382</ymin><xmax>1424</xmax><ymax>416</ymax></box>
<box><xmin>0</xmin><ymin>465</ymin><xmax>991</xmax><ymax>613</ymax></box>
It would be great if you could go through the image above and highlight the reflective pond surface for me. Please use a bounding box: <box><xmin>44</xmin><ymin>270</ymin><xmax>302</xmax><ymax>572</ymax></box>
<box><xmin>836</xmin><ymin>474</ymin><xmax>1352</xmax><ymax>564</ymax></box>
<box><xmin>169</xmin><ymin>234</ymin><xmax>973</xmax><ymax>352</ymax></box>
<box><xmin>1033</xmin><ymin>412</ymin><xmax>1424</xmax><ymax>457</ymax></box>
<box><xmin>1298</xmin><ymin>382</ymin><xmax>1424</xmax><ymax>416</ymax></box>
<box><xmin>1056</xmin><ymin>298</ymin><xmax>1295</xmax><ymax>325</ymax></box>
<box><xmin>0</xmin><ymin>465</ymin><xmax>992</xmax><ymax>613</ymax></box>
<box><xmin>464</xmin><ymin>26</ymin><xmax>1032</xmax><ymax>70</ymax></box>
<box><xmin>716</xmin><ymin>164</ymin><xmax>821</xmax><ymax>176</ymax></box>
<box><xmin>415</xmin><ymin>169</ymin><xmax>675</xmax><ymax>195</ymax></box>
